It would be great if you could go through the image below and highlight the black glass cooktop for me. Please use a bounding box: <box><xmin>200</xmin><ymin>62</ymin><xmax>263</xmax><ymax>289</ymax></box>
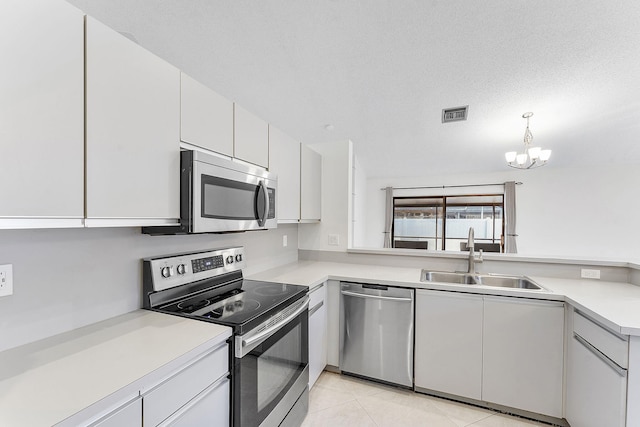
<box><xmin>158</xmin><ymin>279</ymin><xmax>307</xmax><ymax>334</ymax></box>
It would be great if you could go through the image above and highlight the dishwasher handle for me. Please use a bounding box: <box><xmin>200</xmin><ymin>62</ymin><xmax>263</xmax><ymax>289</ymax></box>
<box><xmin>341</xmin><ymin>290</ymin><xmax>413</xmax><ymax>302</ymax></box>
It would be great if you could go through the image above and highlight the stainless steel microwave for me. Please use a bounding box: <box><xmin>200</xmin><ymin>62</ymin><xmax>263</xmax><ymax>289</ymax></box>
<box><xmin>144</xmin><ymin>150</ymin><xmax>277</xmax><ymax>234</ymax></box>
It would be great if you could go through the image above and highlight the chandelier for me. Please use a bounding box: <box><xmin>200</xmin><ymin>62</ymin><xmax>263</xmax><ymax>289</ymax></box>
<box><xmin>505</xmin><ymin>112</ymin><xmax>551</xmax><ymax>169</ymax></box>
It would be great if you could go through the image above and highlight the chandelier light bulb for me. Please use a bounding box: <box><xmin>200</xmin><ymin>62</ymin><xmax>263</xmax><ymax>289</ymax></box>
<box><xmin>528</xmin><ymin>146</ymin><xmax>541</xmax><ymax>159</ymax></box>
<box><xmin>539</xmin><ymin>149</ymin><xmax>552</xmax><ymax>162</ymax></box>
<box><xmin>505</xmin><ymin>151</ymin><xmax>517</xmax><ymax>163</ymax></box>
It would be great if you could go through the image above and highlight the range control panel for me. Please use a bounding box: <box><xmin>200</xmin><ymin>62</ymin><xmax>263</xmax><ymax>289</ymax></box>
<box><xmin>146</xmin><ymin>246</ymin><xmax>246</xmax><ymax>292</ymax></box>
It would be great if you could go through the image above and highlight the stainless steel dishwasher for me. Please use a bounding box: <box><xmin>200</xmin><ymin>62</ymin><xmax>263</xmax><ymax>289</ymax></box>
<box><xmin>339</xmin><ymin>282</ymin><xmax>414</xmax><ymax>388</ymax></box>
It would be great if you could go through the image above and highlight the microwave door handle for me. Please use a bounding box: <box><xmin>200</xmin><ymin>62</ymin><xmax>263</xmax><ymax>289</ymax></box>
<box><xmin>257</xmin><ymin>180</ymin><xmax>268</xmax><ymax>227</ymax></box>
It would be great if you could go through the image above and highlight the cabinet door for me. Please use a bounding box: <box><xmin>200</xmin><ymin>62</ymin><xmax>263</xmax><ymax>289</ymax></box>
<box><xmin>325</xmin><ymin>280</ymin><xmax>341</xmax><ymax>367</ymax></box>
<box><xmin>92</xmin><ymin>398</ymin><xmax>142</xmax><ymax>427</ymax></box>
<box><xmin>415</xmin><ymin>290</ymin><xmax>483</xmax><ymax>400</ymax></box>
<box><xmin>300</xmin><ymin>145</ymin><xmax>321</xmax><ymax>222</ymax></box>
<box><xmin>0</xmin><ymin>0</ymin><xmax>84</xmax><ymax>226</ymax></box>
<box><xmin>268</xmin><ymin>126</ymin><xmax>300</xmax><ymax>222</ymax></box>
<box><xmin>482</xmin><ymin>297</ymin><xmax>564</xmax><ymax>417</ymax></box>
<box><xmin>180</xmin><ymin>72</ymin><xmax>233</xmax><ymax>156</ymax></box>
<box><xmin>309</xmin><ymin>283</ymin><xmax>328</xmax><ymax>388</ymax></box>
<box><xmin>566</xmin><ymin>333</ymin><xmax>626</xmax><ymax>427</ymax></box>
<box><xmin>86</xmin><ymin>17</ymin><xmax>180</xmax><ymax>225</ymax></box>
<box><xmin>233</xmin><ymin>104</ymin><xmax>268</xmax><ymax>168</ymax></box>
<box><xmin>143</xmin><ymin>345</ymin><xmax>228</xmax><ymax>427</ymax></box>
<box><xmin>158</xmin><ymin>377</ymin><xmax>230</xmax><ymax>427</ymax></box>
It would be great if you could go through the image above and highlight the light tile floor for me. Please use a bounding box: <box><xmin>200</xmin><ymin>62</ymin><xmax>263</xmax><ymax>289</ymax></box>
<box><xmin>302</xmin><ymin>372</ymin><xmax>551</xmax><ymax>427</ymax></box>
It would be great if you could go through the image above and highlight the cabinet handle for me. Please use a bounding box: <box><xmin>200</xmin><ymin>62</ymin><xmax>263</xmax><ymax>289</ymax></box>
<box><xmin>309</xmin><ymin>300</ymin><xmax>324</xmax><ymax>317</ymax></box>
<box><xmin>309</xmin><ymin>283</ymin><xmax>324</xmax><ymax>294</ymax></box>
<box><xmin>574</xmin><ymin>333</ymin><xmax>627</xmax><ymax>377</ymax></box>
<box><xmin>341</xmin><ymin>290</ymin><xmax>413</xmax><ymax>302</ymax></box>
<box><xmin>156</xmin><ymin>375</ymin><xmax>229</xmax><ymax>427</ymax></box>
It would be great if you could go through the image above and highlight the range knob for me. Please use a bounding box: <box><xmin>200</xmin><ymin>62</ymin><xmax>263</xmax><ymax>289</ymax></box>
<box><xmin>235</xmin><ymin>254</ymin><xmax>243</xmax><ymax>263</ymax></box>
<box><xmin>160</xmin><ymin>266</ymin><xmax>173</xmax><ymax>278</ymax></box>
<box><xmin>176</xmin><ymin>264</ymin><xmax>186</xmax><ymax>275</ymax></box>
<box><xmin>226</xmin><ymin>255</ymin><xmax>234</xmax><ymax>264</ymax></box>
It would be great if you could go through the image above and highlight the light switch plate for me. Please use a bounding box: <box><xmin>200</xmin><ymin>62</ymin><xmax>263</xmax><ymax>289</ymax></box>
<box><xmin>328</xmin><ymin>234</ymin><xmax>340</xmax><ymax>246</ymax></box>
<box><xmin>283</xmin><ymin>235</ymin><xmax>288</xmax><ymax>247</ymax></box>
<box><xmin>581</xmin><ymin>269</ymin><xmax>601</xmax><ymax>279</ymax></box>
<box><xmin>0</xmin><ymin>264</ymin><xmax>13</xmax><ymax>297</ymax></box>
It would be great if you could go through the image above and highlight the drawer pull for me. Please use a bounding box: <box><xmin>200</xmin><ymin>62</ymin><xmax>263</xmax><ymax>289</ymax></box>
<box><xmin>574</xmin><ymin>333</ymin><xmax>627</xmax><ymax>377</ymax></box>
<box><xmin>309</xmin><ymin>300</ymin><xmax>324</xmax><ymax>317</ymax></box>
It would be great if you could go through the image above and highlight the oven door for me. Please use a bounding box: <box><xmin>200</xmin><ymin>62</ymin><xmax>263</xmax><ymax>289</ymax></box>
<box><xmin>234</xmin><ymin>298</ymin><xmax>309</xmax><ymax>427</ymax></box>
<box><xmin>192</xmin><ymin>153</ymin><xmax>276</xmax><ymax>233</ymax></box>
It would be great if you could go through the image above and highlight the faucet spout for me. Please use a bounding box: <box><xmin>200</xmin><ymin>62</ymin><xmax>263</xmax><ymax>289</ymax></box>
<box><xmin>467</xmin><ymin>227</ymin><xmax>483</xmax><ymax>273</ymax></box>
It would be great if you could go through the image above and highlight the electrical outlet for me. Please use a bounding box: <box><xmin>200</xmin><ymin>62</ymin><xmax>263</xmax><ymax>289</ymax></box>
<box><xmin>328</xmin><ymin>234</ymin><xmax>340</xmax><ymax>246</ymax></box>
<box><xmin>0</xmin><ymin>264</ymin><xmax>13</xmax><ymax>297</ymax></box>
<box><xmin>283</xmin><ymin>235</ymin><xmax>288</xmax><ymax>247</ymax></box>
<box><xmin>581</xmin><ymin>269</ymin><xmax>601</xmax><ymax>279</ymax></box>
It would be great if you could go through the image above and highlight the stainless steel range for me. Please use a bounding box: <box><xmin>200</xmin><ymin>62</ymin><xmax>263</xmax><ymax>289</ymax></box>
<box><xmin>143</xmin><ymin>247</ymin><xmax>309</xmax><ymax>427</ymax></box>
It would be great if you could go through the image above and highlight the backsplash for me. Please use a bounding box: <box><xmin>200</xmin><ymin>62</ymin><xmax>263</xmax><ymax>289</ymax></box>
<box><xmin>0</xmin><ymin>224</ymin><xmax>298</xmax><ymax>352</ymax></box>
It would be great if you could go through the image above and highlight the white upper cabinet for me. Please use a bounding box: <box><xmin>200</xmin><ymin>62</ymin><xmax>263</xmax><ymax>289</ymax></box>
<box><xmin>233</xmin><ymin>104</ymin><xmax>269</xmax><ymax>168</ymax></box>
<box><xmin>301</xmin><ymin>144</ymin><xmax>322</xmax><ymax>222</ymax></box>
<box><xmin>268</xmin><ymin>126</ymin><xmax>300</xmax><ymax>223</ymax></box>
<box><xmin>180</xmin><ymin>73</ymin><xmax>233</xmax><ymax>157</ymax></box>
<box><xmin>85</xmin><ymin>17</ymin><xmax>180</xmax><ymax>226</ymax></box>
<box><xmin>0</xmin><ymin>0</ymin><xmax>84</xmax><ymax>228</ymax></box>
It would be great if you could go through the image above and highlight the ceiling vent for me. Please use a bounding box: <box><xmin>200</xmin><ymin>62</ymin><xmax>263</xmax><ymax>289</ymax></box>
<box><xmin>442</xmin><ymin>106</ymin><xmax>469</xmax><ymax>123</ymax></box>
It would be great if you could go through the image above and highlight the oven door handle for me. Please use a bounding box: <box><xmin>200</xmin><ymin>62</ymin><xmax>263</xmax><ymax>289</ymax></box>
<box><xmin>236</xmin><ymin>296</ymin><xmax>309</xmax><ymax>358</ymax></box>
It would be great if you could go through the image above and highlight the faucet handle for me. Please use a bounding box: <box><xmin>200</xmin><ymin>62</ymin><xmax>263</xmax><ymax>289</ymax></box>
<box><xmin>477</xmin><ymin>249</ymin><xmax>484</xmax><ymax>262</ymax></box>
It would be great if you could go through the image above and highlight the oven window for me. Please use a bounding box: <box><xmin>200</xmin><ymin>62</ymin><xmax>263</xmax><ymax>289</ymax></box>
<box><xmin>257</xmin><ymin>322</ymin><xmax>302</xmax><ymax>410</ymax></box>
<box><xmin>201</xmin><ymin>175</ymin><xmax>258</xmax><ymax>220</ymax></box>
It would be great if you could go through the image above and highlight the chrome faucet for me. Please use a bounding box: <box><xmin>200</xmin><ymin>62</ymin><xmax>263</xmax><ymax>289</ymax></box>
<box><xmin>467</xmin><ymin>227</ymin><xmax>483</xmax><ymax>273</ymax></box>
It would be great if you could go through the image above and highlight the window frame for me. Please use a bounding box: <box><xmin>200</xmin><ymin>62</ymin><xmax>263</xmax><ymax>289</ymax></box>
<box><xmin>392</xmin><ymin>193</ymin><xmax>505</xmax><ymax>252</ymax></box>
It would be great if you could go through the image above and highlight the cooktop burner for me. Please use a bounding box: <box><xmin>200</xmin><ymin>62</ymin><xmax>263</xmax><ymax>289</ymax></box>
<box><xmin>253</xmin><ymin>284</ymin><xmax>291</xmax><ymax>297</ymax></box>
<box><xmin>157</xmin><ymin>279</ymin><xmax>306</xmax><ymax>333</ymax></box>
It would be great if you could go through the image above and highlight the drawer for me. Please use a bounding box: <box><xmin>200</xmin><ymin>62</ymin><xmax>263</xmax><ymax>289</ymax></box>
<box><xmin>91</xmin><ymin>398</ymin><xmax>141</xmax><ymax>427</ymax></box>
<box><xmin>573</xmin><ymin>310</ymin><xmax>628</xmax><ymax>368</ymax></box>
<box><xmin>143</xmin><ymin>342</ymin><xmax>229</xmax><ymax>427</ymax></box>
<box><xmin>308</xmin><ymin>282</ymin><xmax>326</xmax><ymax>309</ymax></box>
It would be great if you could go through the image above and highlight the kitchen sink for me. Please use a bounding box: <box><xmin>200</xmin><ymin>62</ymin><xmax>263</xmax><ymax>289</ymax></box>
<box><xmin>420</xmin><ymin>271</ymin><xmax>477</xmax><ymax>284</ymax></box>
<box><xmin>474</xmin><ymin>275</ymin><xmax>543</xmax><ymax>290</ymax></box>
<box><xmin>420</xmin><ymin>270</ymin><xmax>544</xmax><ymax>290</ymax></box>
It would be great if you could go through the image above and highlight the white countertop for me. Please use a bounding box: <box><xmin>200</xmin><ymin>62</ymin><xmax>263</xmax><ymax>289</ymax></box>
<box><xmin>0</xmin><ymin>310</ymin><xmax>231</xmax><ymax>427</ymax></box>
<box><xmin>249</xmin><ymin>261</ymin><xmax>640</xmax><ymax>336</ymax></box>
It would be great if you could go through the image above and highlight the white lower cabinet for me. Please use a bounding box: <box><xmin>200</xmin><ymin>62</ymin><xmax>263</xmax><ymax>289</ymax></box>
<box><xmin>308</xmin><ymin>282</ymin><xmax>328</xmax><ymax>388</ymax></box>
<box><xmin>325</xmin><ymin>280</ymin><xmax>341</xmax><ymax>368</ymax></box>
<box><xmin>143</xmin><ymin>343</ymin><xmax>229</xmax><ymax>427</ymax></box>
<box><xmin>482</xmin><ymin>296</ymin><xmax>564</xmax><ymax>418</ymax></box>
<box><xmin>415</xmin><ymin>290</ymin><xmax>483</xmax><ymax>400</ymax></box>
<box><xmin>414</xmin><ymin>291</ymin><xmax>564</xmax><ymax>419</ymax></box>
<box><xmin>566</xmin><ymin>310</ymin><xmax>628</xmax><ymax>427</ymax></box>
<box><xmin>91</xmin><ymin>398</ymin><xmax>142</xmax><ymax>427</ymax></box>
<box><xmin>157</xmin><ymin>377</ymin><xmax>230</xmax><ymax>427</ymax></box>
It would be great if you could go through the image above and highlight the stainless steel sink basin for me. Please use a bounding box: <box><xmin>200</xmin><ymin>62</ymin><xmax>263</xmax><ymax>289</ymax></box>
<box><xmin>420</xmin><ymin>270</ymin><xmax>543</xmax><ymax>290</ymax></box>
<box><xmin>475</xmin><ymin>274</ymin><xmax>543</xmax><ymax>290</ymax></box>
<box><xmin>420</xmin><ymin>270</ymin><xmax>477</xmax><ymax>284</ymax></box>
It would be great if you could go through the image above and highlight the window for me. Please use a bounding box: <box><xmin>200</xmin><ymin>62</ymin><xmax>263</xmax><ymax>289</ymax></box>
<box><xmin>392</xmin><ymin>194</ymin><xmax>504</xmax><ymax>252</ymax></box>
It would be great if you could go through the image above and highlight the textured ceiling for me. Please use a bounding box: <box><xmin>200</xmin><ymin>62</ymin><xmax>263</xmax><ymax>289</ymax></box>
<box><xmin>66</xmin><ymin>0</ymin><xmax>640</xmax><ymax>177</ymax></box>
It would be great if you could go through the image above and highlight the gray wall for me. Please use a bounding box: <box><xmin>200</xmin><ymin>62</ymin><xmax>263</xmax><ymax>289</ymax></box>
<box><xmin>0</xmin><ymin>225</ymin><xmax>297</xmax><ymax>352</ymax></box>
